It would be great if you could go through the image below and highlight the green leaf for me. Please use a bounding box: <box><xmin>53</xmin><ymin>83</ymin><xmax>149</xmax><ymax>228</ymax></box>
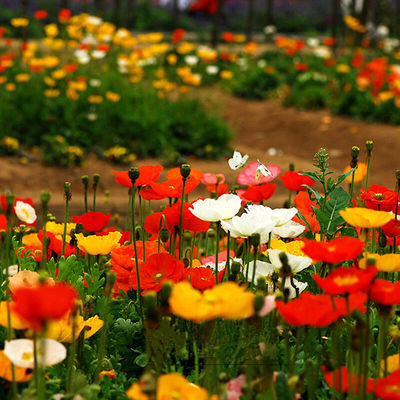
<box><xmin>135</xmin><ymin>353</ymin><xmax>148</xmax><ymax>368</ymax></box>
<box><xmin>303</xmin><ymin>185</ymin><xmax>323</xmax><ymax>203</ymax></box>
<box><xmin>335</xmin><ymin>166</ymin><xmax>357</xmax><ymax>187</ymax></box>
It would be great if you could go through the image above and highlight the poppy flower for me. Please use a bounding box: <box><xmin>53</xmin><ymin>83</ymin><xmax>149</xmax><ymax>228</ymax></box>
<box><xmin>240</xmin><ymin>183</ymin><xmax>276</xmax><ymax>203</ymax></box>
<box><xmin>383</xmin><ymin>218</ymin><xmax>400</xmax><ymax>237</ymax></box>
<box><xmin>313</xmin><ymin>266</ymin><xmax>377</xmax><ymax>295</ymax></box>
<box><xmin>73</xmin><ymin>212</ymin><xmax>110</xmax><ymax>232</ymax></box>
<box><xmin>344</xmin><ymin>163</ymin><xmax>368</xmax><ymax>183</ymax></box>
<box><xmin>34</xmin><ymin>10</ymin><xmax>48</xmax><ymax>19</ymax></box>
<box><xmin>375</xmin><ymin>369</ymin><xmax>400</xmax><ymax>399</ymax></box>
<box><xmin>360</xmin><ymin>184</ymin><xmax>397</xmax><ymax>211</ymax></box>
<box><xmin>76</xmin><ymin>231</ymin><xmax>121</xmax><ymax>255</ymax></box>
<box><xmin>0</xmin><ymin>195</ymin><xmax>34</xmax><ymax>212</ymax></box>
<box><xmin>12</xmin><ymin>282</ymin><xmax>77</xmax><ymax>331</ymax></box>
<box><xmin>276</xmin><ymin>291</ymin><xmax>367</xmax><ymax>327</ymax></box>
<box><xmin>0</xmin><ymin>301</ymin><xmax>30</xmax><ymax>330</ymax></box>
<box><xmin>0</xmin><ymin>350</ymin><xmax>32</xmax><ymax>382</ymax></box>
<box><xmin>129</xmin><ymin>253</ymin><xmax>185</xmax><ymax>293</ymax></box>
<box><xmin>151</xmin><ymin>178</ymin><xmax>200</xmax><ymax>198</ymax></box>
<box><xmin>17</xmin><ymin>245</ymin><xmax>46</xmax><ymax>262</ymax></box>
<box><xmin>167</xmin><ymin>167</ymin><xmax>204</xmax><ymax>180</ymax></box>
<box><xmin>280</xmin><ymin>171</ymin><xmax>315</xmax><ymax>192</ymax></box>
<box><xmin>113</xmin><ymin>165</ymin><xmax>163</xmax><ymax>188</ymax></box>
<box><xmin>339</xmin><ymin>207</ymin><xmax>394</xmax><ymax>228</ymax></box>
<box><xmin>206</xmin><ymin>183</ymin><xmax>229</xmax><ymax>197</ymax></box>
<box><xmin>360</xmin><ymin>253</ymin><xmax>400</xmax><ymax>273</ymax></box>
<box><xmin>191</xmin><ymin>0</ymin><xmax>218</xmax><ymax>14</ymax></box>
<box><xmin>370</xmin><ymin>279</ymin><xmax>400</xmax><ymax>305</ymax></box>
<box><xmin>58</xmin><ymin>8</ymin><xmax>72</xmax><ymax>22</ymax></box>
<box><xmin>139</xmin><ymin>187</ymin><xmax>166</xmax><ymax>200</ymax></box>
<box><xmin>237</xmin><ymin>162</ymin><xmax>280</xmax><ymax>186</ymax></box>
<box><xmin>301</xmin><ymin>237</ymin><xmax>364</xmax><ymax>263</ymax></box>
<box><xmin>201</xmin><ymin>173</ymin><xmax>225</xmax><ymax>185</ymax></box>
<box><xmin>322</xmin><ymin>366</ymin><xmax>375</xmax><ymax>395</ymax></box>
<box><xmin>164</xmin><ymin>201</ymin><xmax>210</xmax><ymax>232</ymax></box>
<box><xmin>38</xmin><ymin>230</ymin><xmax>76</xmax><ymax>258</ymax></box>
<box><xmin>172</xmin><ymin>29</ymin><xmax>186</xmax><ymax>43</ymax></box>
<box><xmin>185</xmin><ymin>267</ymin><xmax>216</xmax><ymax>291</ymax></box>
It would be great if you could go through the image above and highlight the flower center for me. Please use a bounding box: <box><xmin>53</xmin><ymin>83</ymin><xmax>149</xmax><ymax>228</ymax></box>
<box><xmin>21</xmin><ymin>208</ymin><xmax>30</xmax><ymax>220</ymax></box>
<box><xmin>152</xmin><ymin>271</ymin><xmax>165</xmax><ymax>283</ymax></box>
<box><xmin>374</xmin><ymin>193</ymin><xmax>383</xmax><ymax>200</ymax></box>
<box><xmin>333</xmin><ymin>275</ymin><xmax>359</xmax><ymax>287</ymax></box>
<box><xmin>387</xmin><ymin>385</ymin><xmax>400</xmax><ymax>394</ymax></box>
<box><xmin>22</xmin><ymin>352</ymin><xmax>34</xmax><ymax>361</ymax></box>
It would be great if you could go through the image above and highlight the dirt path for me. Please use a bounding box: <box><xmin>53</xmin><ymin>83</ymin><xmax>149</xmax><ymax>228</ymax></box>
<box><xmin>1</xmin><ymin>89</ymin><xmax>399</xmax><ymax>219</ymax></box>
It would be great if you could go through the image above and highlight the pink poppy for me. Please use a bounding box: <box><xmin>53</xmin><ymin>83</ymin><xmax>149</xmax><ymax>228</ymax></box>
<box><xmin>237</xmin><ymin>162</ymin><xmax>281</xmax><ymax>186</ymax></box>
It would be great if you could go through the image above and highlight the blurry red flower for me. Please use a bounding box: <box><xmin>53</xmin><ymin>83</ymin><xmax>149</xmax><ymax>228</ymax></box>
<box><xmin>240</xmin><ymin>184</ymin><xmax>276</xmax><ymax>203</ymax></box>
<box><xmin>73</xmin><ymin>212</ymin><xmax>110</xmax><ymax>232</ymax></box>
<box><xmin>0</xmin><ymin>215</ymin><xmax>7</xmax><ymax>231</ymax></box>
<box><xmin>58</xmin><ymin>8</ymin><xmax>72</xmax><ymax>22</ymax></box>
<box><xmin>301</xmin><ymin>237</ymin><xmax>364</xmax><ymax>263</ymax></box>
<box><xmin>113</xmin><ymin>165</ymin><xmax>163</xmax><ymax>188</ymax></box>
<box><xmin>97</xmin><ymin>43</ymin><xmax>110</xmax><ymax>52</ymax></box>
<box><xmin>0</xmin><ymin>196</ymin><xmax>34</xmax><ymax>212</ymax></box>
<box><xmin>322</xmin><ymin>37</ymin><xmax>336</xmax><ymax>46</ymax></box>
<box><xmin>185</xmin><ymin>267</ymin><xmax>215</xmax><ymax>290</ymax></box>
<box><xmin>360</xmin><ymin>184</ymin><xmax>397</xmax><ymax>212</ymax></box>
<box><xmin>34</xmin><ymin>10</ymin><xmax>48</xmax><ymax>19</ymax></box>
<box><xmin>375</xmin><ymin>369</ymin><xmax>400</xmax><ymax>399</ymax></box>
<box><xmin>64</xmin><ymin>63</ymin><xmax>78</xmax><ymax>73</ymax></box>
<box><xmin>151</xmin><ymin>178</ymin><xmax>200</xmax><ymax>198</ymax></box>
<box><xmin>206</xmin><ymin>183</ymin><xmax>229</xmax><ymax>196</ymax></box>
<box><xmin>313</xmin><ymin>266</ymin><xmax>377</xmax><ymax>295</ymax></box>
<box><xmin>129</xmin><ymin>253</ymin><xmax>185</xmax><ymax>292</ymax></box>
<box><xmin>172</xmin><ymin>29</ymin><xmax>186</xmax><ymax>43</ymax></box>
<box><xmin>222</xmin><ymin>32</ymin><xmax>235</xmax><ymax>42</ymax></box>
<box><xmin>370</xmin><ymin>279</ymin><xmax>400</xmax><ymax>305</ymax></box>
<box><xmin>276</xmin><ymin>291</ymin><xmax>367</xmax><ymax>327</ymax></box>
<box><xmin>12</xmin><ymin>282</ymin><xmax>77</xmax><ymax>331</ymax></box>
<box><xmin>280</xmin><ymin>171</ymin><xmax>315</xmax><ymax>192</ymax></box>
<box><xmin>294</xmin><ymin>62</ymin><xmax>308</xmax><ymax>71</ymax></box>
<box><xmin>167</xmin><ymin>167</ymin><xmax>204</xmax><ymax>181</ymax></box>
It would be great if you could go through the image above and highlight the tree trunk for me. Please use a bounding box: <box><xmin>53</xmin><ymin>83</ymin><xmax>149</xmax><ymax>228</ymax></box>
<box><xmin>355</xmin><ymin>0</ymin><xmax>370</xmax><ymax>45</ymax></box>
<box><xmin>21</xmin><ymin>0</ymin><xmax>29</xmax><ymax>41</ymax></box>
<box><xmin>246</xmin><ymin>0</ymin><xmax>255</xmax><ymax>41</ymax></box>
<box><xmin>95</xmin><ymin>0</ymin><xmax>106</xmax><ymax>17</ymax></box>
<box><xmin>266</xmin><ymin>0</ymin><xmax>274</xmax><ymax>25</ymax></box>
<box><xmin>331</xmin><ymin>0</ymin><xmax>340</xmax><ymax>50</ymax></box>
<box><xmin>396</xmin><ymin>0</ymin><xmax>400</xmax><ymax>38</ymax></box>
<box><xmin>60</xmin><ymin>0</ymin><xmax>69</xmax><ymax>8</ymax></box>
<box><xmin>113</xmin><ymin>0</ymin><xmax>122</xmax><ymax>27</ymax></box>
<box><xmin>172</xmin><ymin>0</ymin><xmax>180</xmax><ymax>29</ymax></box>
<box><xmin>211</xmin><ymin>0</ymin><xmax>224</xmax><ymax>48</ymax></box>
<box><xmin>123</xmin><ymin>0</ymin><xmax>136</xmax><ymax>28</ymax></box>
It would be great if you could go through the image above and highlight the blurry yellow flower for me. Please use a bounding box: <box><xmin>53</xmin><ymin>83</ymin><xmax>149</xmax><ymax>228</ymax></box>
<box><xmin>177</xmin><ymin>41</ymin><xmax>195</xmax><ymax>54</ymax></box>
<box><xmin>0</xmin><ymin>301</ymin><xmax>30</xmax><ymax>330</ymax></box>
<box><xmin>52</xmin><ymin>69</ymin><xmax>67</xmax><ymax>80</ymax></box>
<box><xmin>359</xmin><ymin>253</ymin><xmax>400</xmax><ymax>272</ymax></box>
<box><xmin>44</xmin><ymin>89</ymin><xmax>60</xmax><ymax>98</ymax></box>
<box><xmin>0</xmin><ymin>351</ymin><xmax>32</xmax><ymax>382</ymax></box>
<box><xmin>378</xmin><ymin>91</ymin><xmax>394</xmax><ymax>102</ymax></box>
<box><xmin>44</xmin><ymin>76</ymin><xmax>56</xmax><ymax>87</ymax></box>
<box><xmin>88</xmin><ymin>95</ymin><xmax>103</xmax><ymax>104</ymax></box>
<box><xmin>220</xmin><ymin>70</ymin><xmax>234</xmax><ymax>80</ymax></box>
<box><xmin>244</xmin><ymin>42</ymin><xmax>258</xmax><ymax>54</ymax></box>
<box><xmin>67</xmin><ymin>89</ymin><xmax>79</xmax><ymax>100</ymax></box>
<box><xmin>2</xmin><ymin>136</ymin><xmax>19</xmax><ymax>151</ymax></box>
<box><xmin>167</xmin><ymin>53</ymin><xmax>178</xmax><ymax>65</ymax></box>
<box><xmin>0</xmin><ymin>77</ymin><xmax>7</xmax><ymax>85</ymax></box>
<box><xmin>343</xmin><ymin>162</ymin><xmax>368</xmax><ymax>183</ymax></box>
<box><xmin>76</xmin><ymin>231</ymin><xmax>122</xmax><ymax>255</ymax></box>
<box><xmin>126</xmin><ymin>383</ymin><xmax>149</xmax><ymax>400</ymax></box>
<box><xmin>169</xmin><ymin>281</ymin><xmax>254</xmax><ymax>322</ymax></box>
<box><xmin>157</xmin><ymin>373</ymin><xmax>208</xmax><ymax>400</ymax></box>
<box><xmin>339</xmin><ymin>207</ymin><xmax>394</xmax><ymax>228</ymax></box>
<box><xmin>106</xmin><ymin>91</ymin><xmax>120</xmax><ymax>102</ymax></box>
<box><xmin>5</xmin><ymin>83</ymin><xmax>16</xmax><ymax>92</ymax></box>
<box><xmin>22</xmin><ymin>233</ymin><xmax>42</xmax><ymax>248</ymax></box>
<box><xmin>46</xmin><ymin>221</ymin><xmax>76</xmax><ymax>236</ymax></box>
<box><xmin>382</xmin><ymin>354</ymin><xmax>400</xmax><ymax>375</ymax></box>
<box><xmin>11</xmin><ymin>18</ymin><xmax>29</xmax><ymax>28</ymax></box>
<box><xmin>42</xmin><ymin>56</ymin><xmax>60</xmax><ymax>68</ymax></box>
<box><xmin>69</xmin><ymin>81</ymin><xmax>87</xmax><ymax>91</ymax></box>
<box><xmin>234</xmin><ymin>34</ymin><xmax>246</xmax><ymax>43</ymax></box>
<box><xmin>336</xmin><ymin>64</ymin><xmax>351</xmax><ymax>74</ymax></box>
<box><xmin>15</xmin><ymin>74</ymin><xmax>30</xmax><ymax>83</ymax></box>
<box><xmin>45</xmin><ymin>24</ymin><xmax>59</xmax><ymax>38</ymax></box>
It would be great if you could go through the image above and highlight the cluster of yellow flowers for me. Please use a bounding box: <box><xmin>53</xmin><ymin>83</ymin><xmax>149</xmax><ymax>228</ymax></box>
<box><xmin>104</xmin><ymin>146</ymin><xmax>137</xmax><ymax>164</ymax></box>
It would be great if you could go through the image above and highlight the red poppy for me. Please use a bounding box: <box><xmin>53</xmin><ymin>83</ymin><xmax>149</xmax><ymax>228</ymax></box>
<box><xmin>280</xmin><ymin>171</ymin><xmax>315</xmax><ymax>192</ymax></box>
<box><xmin>167</xmin><ymin>167</ymin><xmax>204</xmax><ymax>181</ymax></box>
<box><xmin>73</xmin><ymin>212</ymin><xmax>110</xmax><ymax>232</ymax></box>
<box><xmin>0</xmin><ymin>214</ymin><xmax>7</xmax><ymax>231</ymax></box>
<box><xmin>322</xmin><ymin>366</ymin><xmax>375</xmax><ymax>395</ymax></box>
<box><xmin>64</xmin><ymin>63</ymin><xmax>78</xmax><ymax>73</ymax></box>
<box><xmin>370</xmin><ymin>279</ymin><xmax>400</xmax><ymax>305</ymax></box>
<box><xmin>360</xmin><ymin>185</ymin><xmax>398</xmax><ymax>212</ymax></box>
<box><xmin>301</xmin><ymin>237</ymin><xmax>364</xmax><ymax>264</ymax></box>
<box><xmin>292</xmin><ymin>191</ymin><xmax>320</xmax><ymax>232</ymax></box>
<box><xmin>58</xmin><ymin>8</ymin><xmax>72</xmax><ymax>22</ymax></box>
<box><xmin>129</xmin><ymin>253</ymin><xmax>185</xmax><ymax>293</ymax></box>
<box><xmin>324</xmin><ymin>58</ymin><xmax>337</xmax><ymax>67</ymax></box>
<box><xmin>240</xmin><ymin>184</ymin><xmax>276</xmax><ymax>203</ymax></box>
<box><xmin>294</xmin><ymin>62</ymin><xmax>308</xmax><ymax>71</ymax></box>
<box><xmin>383</xmin><ymin>218</ymin><xmax>400</xmax><ymax>237</ymax></box>
<box><xmin>171</xmin><ymin>29</ymin><xmax>186</xmax><ymax>43</ymax></box>
<box><xmin>139</xmin><ymin>187</ymin><xmax>166</xmax><ymax>201</ymax></box>
<box><xmin>97</xmin><ymin>227</ymin><xmax>130</xmax><ymax>245</ymax></box>
<box><xmin>97</xmin><ymin>43</ymin><xmax>110</xmax><ymax>52</ymax></box>
<box><xmin>322</xmin><ymin>37</ymin><xmax>336</xmax><ymax>46</ymax></box>
<box><xmin>375</xmin><ymin>369</ymin><xmax>400</xmax><ymax>399</ymax></box>
<box><xmin>0</xmin><ymin>196</ymin><xmax>34</xmax><ymax>212</ymax></box>
<box><xmin>38</xmin><ymin>231</ymin><xmax>76</xmax><ymax>258</ymax></box>
<box><xmin>34</xmin><ymin>10</ymin><xmax>48</xmax><ymax>19</ymax></box>
<box><xmin>222</xmin><ymin>32</ymin><xmax>235</xmax><ymax>42</ymax></box>
<box><xmin>313</xmin><ymin>266</ymin><xmax>377</xmax><ymax>296</ymax></box>
<box><xmin>276</xmin><ymin>291</ymin><xmax>367</xmax><ymax>327</ymax></box>
<box><xmin>12</xmin><ymin>282</ymin><xmax>77</xmax><ymax>331</ymax></box>
<box><xmin>113</xmin><ymin>165</ymin><xmax>163</xmax><ymax>188</ymax></box>
<box><xmin>205</xmin><ymin>183</ymin><xmax>228</xmax><ymax>197</ymax></box>
<box><xmin>191</xmin><ymin>0</ymin><xmax>218</xmax><ymax>14</ymax></box>
<box><xmin>185</xmin><ymin>267</ymin><xmax>216</xmax><ymax>291</ymax></box>
<box><xmin>151</xmin><ymin>178</ymin><xmax>200</xmax><ymax>198</ymax></box>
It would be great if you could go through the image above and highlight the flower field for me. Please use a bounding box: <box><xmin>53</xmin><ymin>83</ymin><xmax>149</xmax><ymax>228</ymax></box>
<box><xmin>3</xmin><ymin>2</ymin><xmax>400</xmax><ymax>400</ymax></box>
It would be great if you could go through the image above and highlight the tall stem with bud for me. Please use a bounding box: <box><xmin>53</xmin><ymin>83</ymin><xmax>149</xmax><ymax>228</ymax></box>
<box><xmin>82</xmin><ymin>175</ymin><xmax>89</xmax><ymax>213</ymax></box>
<box><xmin>364</xmin><ymin>141</ymin><xmax>373</xmax><ymax>192</ymax></box>
<box><xmin>93</xmin><ymin>174</ymin><xmax>100</xmax><ymax>212</ymax></box>
<box><xmin>179</xmin><ymin>164</ymin><xmax>190</xmax><ymax>259</ymax></box>
<box><xmin>62</xmin><ymin>183</ymin><xmax>71</xmax><ymax>258</ymax></box>
<box><xmin>40</xmin><ymin>191</ymin><xmax>50</xmax><ymax>271</ymax></box>
<box><xmin>349</xmin><ymin>146</ymin><xmax>359</xmax><ymax>201</ymax></box>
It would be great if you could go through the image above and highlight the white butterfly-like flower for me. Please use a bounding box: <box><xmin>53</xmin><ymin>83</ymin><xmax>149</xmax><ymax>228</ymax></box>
<box><xmin>228</xmin><ymin>151</ymin><xmax>249</xmax><ymax>170</ymax></box>
<box><xmin>256</xmin><ymin>159</ymin><xmax>273</xmax><ymax>180</ymax></box>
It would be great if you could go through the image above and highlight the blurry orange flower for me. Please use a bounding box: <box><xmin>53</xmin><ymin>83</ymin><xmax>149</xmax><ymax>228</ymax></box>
<box><xmin>0</xmin><ymin>351</ymin><xmax>32</xmax><ymax>382</ymax></box>
<box><xmin>343</xmin><ymin>163</ymin><xmax>367</xmax><ymax>183</ymax></box>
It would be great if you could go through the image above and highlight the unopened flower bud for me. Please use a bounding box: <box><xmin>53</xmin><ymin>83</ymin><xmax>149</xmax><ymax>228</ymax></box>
<box><xmin>144</xmin><ymin>291</ymin><xmax>157</xmax><ymax>314</ymax></box>
<box><xmin>379</xmin><ymin>230</ymin><xmax>387</xmax><ymax>248</ymax></box>
<box><xmin>366</xmin><ymin>140</ymin><xmax>373</xmax><ymax>157</ymax></box>
<box><xmin>289</xmin><ymin>162</ymin><xmax>295</xmax><ymax>172</ymax></box>
<box><xmin>180</xmin><ymin>164</ymin><xmax>191</xmax><ymax>179</ymax></box>
<box><xmin>207</xmin><ymin>229</ymin><xmax>216</xmax><ymax>238</ymax></box>
<box><xmin>254</xmin><ymin>291</ymin><xmax>265</xmax><ymax>312</ymax></box>
<box><xmin>5</xmin><ymin>192</ymin><xmax>15</xmax><ymax>210</ymax></box>
<box><xmin>231</xmin><ymin>261</ymin><xmax>241</xmax><ymax>275</ymax></box>
<box><xmin>257</xmin><ymin>276</ymin><xmax>267</xmax><ymax>291</ymax></box>
<box><xmin>218</xmin><ymin>372</ymin><xmax>230</xmax><ymax>383</ymax></box>
<box><xmin>279</xmin><ymin>252</ymin><xmax>292</xmax><ymax>278</ymax></box>
<box><xmin>75</xmin><ymin>223</ymin><xmax>84</xmax><ymax>234</ymax></box>
<box><xmin>41</xmin><ymin>190</ymin><xmax>51</xmax><ymax>206</ymax></box>
<box><xmin>81</xmin><ymin>175</ymin><xmax>89</xmax><ymax>189</ymax></box>
<box><xmin>64</xmin><ymin>182</ymin><xmax>72</xmax><ymax>201</ymax></box>
<box><xmin>160</xmin><ymin>281</ymin><xmax>172</xmax><ymax>307</ymax></box>
<box><xmin>211</xmin><ymin>191</ymin><xmax>217</xmax><ymax>199</ymax></box>
<box><xmin>182</xmin><ymin>258</ymin><xmax>190</xmax><ymax>268</ymax></box>
<box><xmin>160</xmin><ymin>228</ymin><xmax>169</xmax><ymax>243</ymax></box>
<box><xmin>366</xmin><ymin>256</ymin><xmax>376</xmax><ymax>267</ymax></box>
<box><xmin>128</xmin><ymin>167</ymin><xmax>140</xmax><ymax>184</ymax></box>
<box><xmin>93</xmin><ymin>174</ymin><xmax>100</xmax><ymax>188</ymax></box>
<box><xmin>351</xmin><ymin>146</ymin><xmax>360</xmax><ymax>168</ymax></box>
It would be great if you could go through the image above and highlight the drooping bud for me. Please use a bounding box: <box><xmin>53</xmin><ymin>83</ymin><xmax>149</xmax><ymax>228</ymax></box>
<box><xmin>64</xmin><ymin>182</ymin><xmax>72</xmax><ymax>201</ymax></box>
<box><xmin>378</xmin><ymin>230</ymin><xmax>387</xmax><ymax>248</ymax></box>
<box><xmin>160</xmin><ymin>228</ymin><xmax>170</xmax><ymax>243</ymax></box>
<box><xmin>160</xmin><ymin>281</ymin><xmax>172</xmax><ymax>308</ymax></box>
<box><xmin>180</xmin><ymin>164</ymin><xmax>191</xmax><ymax>179</ymax></box>
<box><xmin>366</xmin><ymin>140</ymin><xmax>373</xmax><ymax>157</ymax></box>
<box><xmin>231</xmin><ymin>261</ymin><xmax>241</xmax><ymax>275</ymax></box>
<box><xmin>257</xmin><ymin>276</ymin><xmax>267</xmax><ymax>291</ymax></box>
<box><xmin>279</xmin><ymin>252</ymin><xmax>292</xmax><ymax>278</ymax></box>
<box><xmin>128</xmin><ymin>167</ymin><xmax>140</xmax><ymax>184</ymax></box>
<box><xmin>251</xmin><ymin>233</ymin><xmax>260</xmax><ymax>248</ymax></box>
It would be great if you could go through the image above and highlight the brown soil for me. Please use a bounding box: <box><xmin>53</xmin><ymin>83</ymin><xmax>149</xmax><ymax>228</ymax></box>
<box><xmin>1</xmin><ymin>89</ymin><xmax>400</xmax><ymax>219</ymax></box>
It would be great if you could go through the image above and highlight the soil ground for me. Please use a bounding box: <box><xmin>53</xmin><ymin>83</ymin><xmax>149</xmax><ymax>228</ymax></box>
<box><xmin>1</xmin><ymin>88</ymin><xmax>400</xmax><ymax>220</ymax></box>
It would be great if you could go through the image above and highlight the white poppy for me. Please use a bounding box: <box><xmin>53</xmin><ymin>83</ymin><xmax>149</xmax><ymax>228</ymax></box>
<box><xmin>184</xmin><ymin>55</ymin><xmax>199</xmax><ymax>66</ymax></box>
<box><xmin>228</xmin><ymin>151</ymin><xmax>249</xmax><ymax>170</ymax></box>
<box><xmin>268</xmin><ymin>249</ymin><xmax>311</xmax><ymax>274</ymax></box>
<box><xmin>91</xmin><ymin>50</ymin><xmax>106</xmax><ymax>59</ymax></box>
<box><xmin>14</xmin><ymin>201</ymin><xmax>37</xmax><ymax>225</ymax></box>
<box><xmin>206</xmin><ymin>65</ymin><xmax>219</xmax><ymax>75</ymax></box>
<box><xmin>284</xmin><ymin>278</ymin><xmax>308</xmax><ymax>299</ymax></box>
<box><xmin>190</xmin><ymin>194</ymin><xmax>242</xmax><ymax>222</ymax></box>
<box><xmin>4</xmin><ymin>339</ymin><xmax>66</xmax><ymax>368</ymax></box>
<box><xmin>272</xmin><ymin>220</ymin><xmax>305</xmax><ymax>239</ymax></box>
<box><xmin>203</xmin><ymin>257</ymin><xmax>242</xmax><ymax>272</ymax></box>
<box><xmin>89</xmin><ymin>79</ymin><xmax>101</xmax><ymax>87</ymax></box>
<box><xmin>3</xmin><ymin>265</ymin><xmax>19</xmax><ymax>277</ymax></box>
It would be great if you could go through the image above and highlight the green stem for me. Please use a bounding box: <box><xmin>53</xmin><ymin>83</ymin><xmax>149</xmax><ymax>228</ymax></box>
<box><xmin>375</xmin><ymin>313</ymin><xmax>389</xmax><ymax>379</ymax></box>
<box><xmin>84</xmin><ymin>188</ymin><xmax>88</xmax><ymax>213</ymax></box>
<box><xmin>66</xmin><ymin>310</ymin><xmax>77</xmax><ymax>392</ymax></box>
<box><xmin>62</xmin><ymin>198</ymin><xmax>69</xmax><ymax>257</ymax></box>
<box><xmin>215</xmin><ymin>222</ymin><xmax>220</xmax><ymax>284</ymax></box>
<box><xmin>178</xmin><ymin>178</ymin><xmax>187</xmax><ymax>259</ymax></box>
<box><xmin>193</xmin><ymin>339</ymin><xmax>199</xmax><ymax>384</ymax></box>
<box><xmin>364</xmin><ymin>157</ymin><xmax>371</xmax><ymax>192</ymax></box>
<box><xmin>350</xmin><ymin>170</ymin><xmax>356</xmax><ymax>201</ymax></box>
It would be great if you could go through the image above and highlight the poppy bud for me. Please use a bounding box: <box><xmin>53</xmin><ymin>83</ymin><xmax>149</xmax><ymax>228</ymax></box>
<box><xmin>207</xmin><ymin>229</ymin><xmax>216</xmax><ymax>238</ymax></box>
<box><xmin>289</xmin><ymin>162</ymin><xmax>295</xmax><ymax>172</ymax></box>
<box><xmin>379</xmin><ymin>230</ymin><xmax>387</xmax><ymax>248</ymax></box>
<box><xmin>211</xmin><ymin>191</ymin><xmax>217</xmax><ymax>199</ymax></box>
<box><xmin>160</xmin><ymin>281</ymin><xmax>172</xmax><ymax>307</ymax></box>
<box><xmin>254</xmin><ymin>291</ymin><xmax>265</xmax><ymax>312</ymax></box>
<box><xmin>93</xmin><ymin>173</ymin><xmax>100</xmax><ymax>188</ymax></box>
<box><xmin>257</xmin><ymin>276</ymin><xmax>267</xmax><ymax>291</ymax></box>
<box><xmin>366</xmin><ymin>140</ymin><xmax>373</xmax><ymax>157</ymax></box>
<box><xmin>182</xmin><ymin>258</ymin><xmax>190</xmax><ymax>268</ymax></box>
<box><xmin>81</xmin><ymin>175</ymin><xmax>89</xmax><ymax>188</ymax></box>
<box><xmin>144</xmin><ymin>292</ymin><xmax>159</xmax><ymax>326</ymax></box>
<box><xmin>350</xmin><ymin>146</ymin><xmax>360</xmax><ymax>168</ymax></box>
<box><xmin>218</xmin><ymin>372</ymin><xmax>230</xmax><ymax>383</ymax></box>
<box><xmin>231</xmin><ymin>261</ymin><xmax>241</xmax><ymax>275</ymax></box>
<box><xmin>140</xmin><ymin>372</ymin><xmax>157</xmax><ymax>394</ymax></box>
<box><xmin>251</xmin><ymin>233</ymin><xmax>260</xmax><ymax>248</ymax></box>
<box><xmin>38</xmin><ymin>270</ymin><xmax>50</xmax><ymax>284</ymax></box>
<box><xmin>183</xmin><ymin>231</ymin><xmax>192</xmax><ymax>241</ymax></box>
<box><xmin>128</xmin><ymin>167</ymin><xmax>140</xmax><ymax>184</ymax></box>
<box><xmin>180</xmin><ymin>164</ymin><xmax>191</xmax><ymax>179</ymax></box>
<box><xmin>64</xmin><ymin>182</ymin><xmax>72</xmax><ymax>201</ymax></box>
<box><xmin>279</xmin><ymin>252</ymin><xmax>292</xmax><ymax>278</ymax></box>
<box><xmin>105</xmin><ymin>190</ymin><xmax>110</xmax><ymax>203</ymax></box>
<box><xmin>41</xmin><ymin>190</ymin><xmax>51</xmax><ymax>206</ymax></box>
<box><xmin>366</xmin><ymin>255</ymin><xmax>376</xmax><ymax>267</ymax></box>
<box><xmin>160</xmin><ymin>228</ymin><xmax>169</xmax><ymax>243</ymax></box>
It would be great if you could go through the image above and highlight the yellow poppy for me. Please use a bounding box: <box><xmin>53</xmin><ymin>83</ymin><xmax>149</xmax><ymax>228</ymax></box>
<box><xmin>381</xmin><ymin>354</ymin><xmax>400</xmax><ymax>375</ymax></box>
<box><xmin>126</xmin><ymin>383</ymin><xmax>149</xmax><ymax>400</ymax></box>
<box><xmin>359</xmin><ymin>253</ymin><xmax>400</xmax><ymax>272</ymax></box>
<box><xmin>0</xmin><ymin>301</ymin><xmax>30</xmax><ymax>330</ymax></box>
<box><xmin>220</xmin><ymin>70</ymin><xmax>234</xmax><ymax>80</ymax></box>
<box><xmin>157</xmin><ymin>373</ymin><xmax>208</xmax><ymax>400</ymax></box>
<box><xmin>339</xmin><ymin>207</ymin><xmax>394</xmax><ymax>228</ymax></box>
<box><xmin>268</xmin><ymin>238</ymin><xmax>306</xmax><ymax>257</ymax></box>
<box><xmin>343</xmin><ymin>163</ymin><xmax>368</xmax><ymax>183</ymax></box>
<box><xmin>45</xmin><ymin>24</ymin><xmax>59</xmax><ymax>38</ymax></box>
<box><xmin>10</xmin><ymin>18</ymin><xmax>29</xmax><ymax>27</ymax></box>
<box><xmin>106</xmin><ymin>91</ymin><xmax>121</xmax><ymax>102</ymax></box>
<box><xmin>76</xmin><ymin>231</ymin><xmax>122</xmax><ymax>255</ymax></box>
<box><xmin>46</xmin><ymin>221</ymin><xmax>76</xmax><ymax>236</ymax></box>
<box><xmin>99</xmin><ymin>369</ymin><xmax>116</xmax><ymax>380</ymax></box>
<box><xmin>15</xmin><ymin>74</ymin><xmax>31</xmax><ymax>83</ymax></box>
<box><xmin>0</xmin><ymin>351</ymin><xmax>32</xmax><ymax>382</ymax></box>
<box><xmin>88</xmin><ymin>95</ymin><xmax>103</xmax><ymax>104</ymax></box>
<box><xmin>22</xmin><ymin>233</ymin><xmax>42</xmax><ymax>248</ymax></box>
